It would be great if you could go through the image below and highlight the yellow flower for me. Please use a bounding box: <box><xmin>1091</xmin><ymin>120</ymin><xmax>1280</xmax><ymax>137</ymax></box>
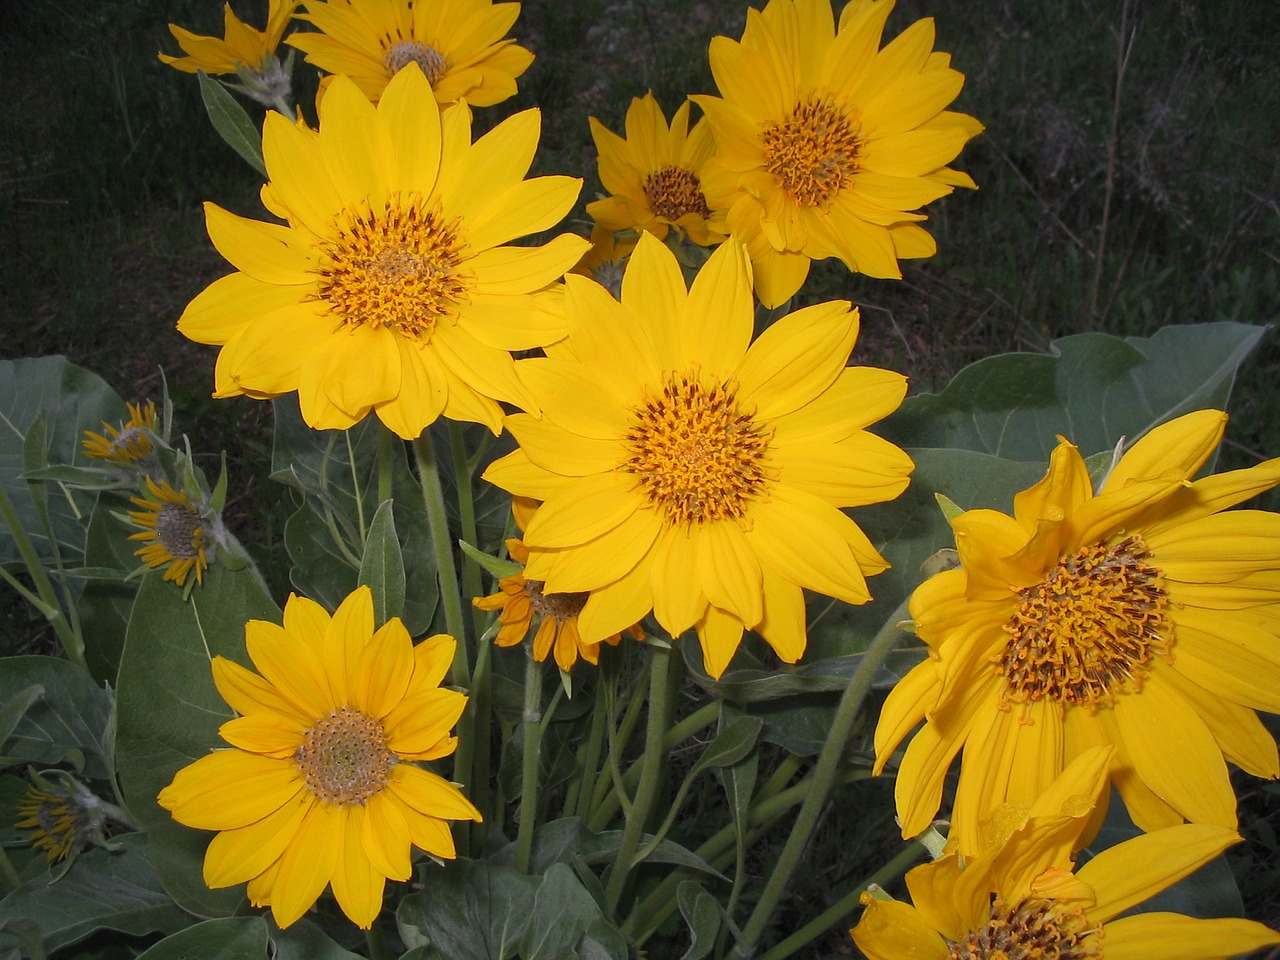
<box><xmin>82</xmin><ymin>401</ymin><xmax>157</xmax><ymax>465</ymax></box>
<box><xmin>473</xmin><ymin>498</ymin><xmax>643</xmax><ymax>672</ymax></box>
<box><xmin>159</xmin><ymin>0</ymin><xmax>299</xmax><ymax>75</ymax></box>
<box><xmin>482</xmin><ymin>234</ymin><xmax>913</xmax><ymax>678</ymax></box>
<box><xmin>587</xmin><ymin>94</ymin><xmax>726</xmax><ymax>247</ymax></box>
<box><xmin>570</xmin><ymin>223</ymin><xmax>636</xmax><ymax>300</ymax></box>
<box><xmin>128</xmin><ymin>477</ymin><xmax>210</xmax><ymax>588</ymax></box>
<box><xmin>17</xmin><ymin>784</ymin><xmax>88</xmax><ymax>862</ymax></box>
<box><xmin>875</xmin><ymin>410</ymin><xmax>1280</xmax><ymax>856</ymax></box>
<box><xmin>157</xmin><ymin>587</ymin><xmax>480</xmax><ymax>930</ymax></box>
<box><xmin>176</xmin><ymin>65</ymin><xmax>587</xmax><ymax>439</ymax></box>
<box><xmin>287</xmin><ymin>0</ymin><xmax>533</xmax><ymax>106</ymax></box>
<box><xmin>852</xmin><ymin>747</ymin><xmax>1280</xmax><ymax>960</ymax></box>
<box><xmin>691</xmin><ymin>0</ymin><xmax>982</xmax><ymax>307</ymax></box>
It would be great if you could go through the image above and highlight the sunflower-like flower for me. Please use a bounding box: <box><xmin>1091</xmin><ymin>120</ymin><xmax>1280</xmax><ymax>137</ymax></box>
<box><xmin>82</xmin><ymin>401</ymin><xmax>157</xmax><ymax>465</ymax></box>
<box><xmin>692</xmin><ymin>0</ymin><xmax>982</xmax><ymax>307</ymax></box>
<box><xmin>158</xmin><ymin>587</ymin><xmax>480</xmax><ymax>930</ymax></box>
<box><xmin>128</xmin><ymin>477</ymin><xmax>210</xmax><ymax>588</ymax></box>
<box><xmin>176</xmin><ymin>65</ymin><xmax>587</xmax><ymax>439</ymax></box>
<box><xmin>159</xmin><ymin>0</ymin><xmax>298</xmax><ymax>87</ymax></box>
<box><xmin>16</xmin><ymin>780</ymin><xmax>108</xmax><ymax>862</ymax></box>
<box><xmin>474</xmin><ymin>498</ymin><xmax>644</xmax><ymax>672</ymax></box>
<box><xmin>875</xmin><ymin>410</ymin><xmax>1280</xmax><ymax>855</ymax></box>
<box><xmin>852</xmin><ymin>746</ymin><xmax>1280</xmax><ymax>960</ymax></box>
<box><xmin>587</xmin><ymin>94</ymin><xmax>725</xmax><ymax>247</ymax></box>
<box><xmin>287</xmin><ymin>0</ymin><xmax>533</xmax><ymax>106</ymax></box>
<box><xmin>482</xmin><ymin>234</ymin><xmax>913</xmax><ymax>678</ymax></box>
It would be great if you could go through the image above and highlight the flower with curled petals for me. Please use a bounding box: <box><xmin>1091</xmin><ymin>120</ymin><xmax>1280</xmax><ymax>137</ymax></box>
<box><xmin>157</xmin><ymin>586</ymin><xmax>480</xmax><ymax>930</ymax></box>
<box><xmin>287</xmin><ymin>0</ymin><xmax>533</xmax><ymax>106</ymax></box>
<box><xmin>159</xmin><ymin>0</ymin><xmax>298</xmax><ymax>76</ymax></box>
<box><xmin>875</xmin><ymin>410</ymin><xmax>1280</xmax><ymax>857</ymax></box>
<box><xmin>482</xmin><ymin>233</ymin><xmax>913</xmax><ymax>679</ymax></box>
<box><xmin>852</xmin><ymin>746</ymin><xmax>1280</xmax><ymax>960</ymax></box>
<box><xmin>176</xmin><ymin>64</ymin><xmax>587</xmax><ymax>439</ymax></box>
<box><xmin>692</xmin><ymin>0</ymin><xmax>981</xmax><ymax>307</ymax></box>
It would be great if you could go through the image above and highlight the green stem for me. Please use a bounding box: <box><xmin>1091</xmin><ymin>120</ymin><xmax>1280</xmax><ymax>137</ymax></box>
<box><xmin>755</xmin><ymin>840</ymin><xmax>926</xmax><ymax>960</ymax></box>
<box><xmin>363</xmin><ymin>916</ymin><xmax>389</xmax><ymax>960</ymax></box>
<box><xmin>567</xmin><ymin>675</ymin><xmax>609</xmax><ymax>820</ymax></box>
<box><xmin>447</xmin><ymin>422</ymin><xmax>484</xmax><ymax>638</ymax></box>
<box><xmin>411</xmin><ymin>434</ymin><xmax>470</xmax><ymax>688</ymax></box>
<box><xmin>515</xmin><ymin>651</ymin><xmax>543</xmax><ymax>874</ymax></box>
<box><xmin>604</xmin><ymin>644</ymin><xmax>674</xmax><ymax>917</ymax></box>
<box><xmin>588</xmin><ymin>650</ymin><xmax>653</xmax><ymax>829</ymax></box>
<box><xmin>731</xmin><ymin>600</ymin><xmax>910</xmax><ymax>958</ymax></box>
<box><xmin>0</xmin><ymin>480</ymin><xmax>85</xmax><ymax>669</ymax></box>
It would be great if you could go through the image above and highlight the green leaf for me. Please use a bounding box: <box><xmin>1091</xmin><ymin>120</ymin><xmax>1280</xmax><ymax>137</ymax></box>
<box><xmin>0</xmin><ymin>834</ymin><xmax>190</xmax><ymax>956</ymax></box>
<box><xmin>397</xmin><ymin>859</ymin><xmax>538</xmax><ymax>960</ymax></box>
<box><xmin>459</xmin><ymin>540</ymin><xmax>523</xmax><ymax>580</ymax></box>
<box><xmin>520</xmin><ymin>864</ymin><xmax>627</xmax><ymax>960</ymax></box>
<box><xmin>196</xmin><ymin>71</ymin><xmax>267</xmax><ymax>177</ymax></box>
<box><xmin>0</xmin><ymin>684</ymin><xmax>44</xmax><ymax>754</ymax></box>
<box><xmin>134</xmin><ymin>917</ymin><xmax>268</xmax><ymax>960</ymax></box>
<box><xmin>269</xmin><ymin>918</ymin><xmax>366</xmax><ymax>960</ymax></box>
<box><xmin>20</xmin><ymin>465</ymin><xmax>122</xmax><ymax>490</ymax></box>
<box><xmin>718</xmin><ymin>708</ymin><xmax>757</xmax><ymax>857</ymax></box>
<box><xmin>0</xmin><ymin>356</ymin><xmax>125</xmax><ymax>568</ymax></box>
<box><xmin>0</xmin><ymin>656</ymin><xmax>113</xmax><ymax>779</ymax></box>
<box><xmin>358</xmin><ymin>499</ymin><xmax>406</xmax><ymax>628</ymax></box>
<box><xmin>114</xmin><ymin>565</ymin><xmax>279</xmax><ymax>918</ymax></box>
<box><xmin>687</xmin><ymin>716</ymin><xmax>761</xmax><ymax>776</ymax></box>
<box><xmin>883</xmin><ymin>322</ymin><xmax>1268</xmax><ymax>461</ymax></box>
<box><xmin>676</xmin><ymin>881</ymin><xmax>721</xmax><ymax>960</ymax></box>
<box><xmin>77</xmin><ymin>499</ymin><xmax>143</xmax><ymax>683</ymax></box>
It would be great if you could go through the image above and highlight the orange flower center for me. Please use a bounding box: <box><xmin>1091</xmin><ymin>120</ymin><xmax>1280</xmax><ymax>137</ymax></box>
<box><xmin>644</xmin><ymin>166</ymin><xmax>711</xmax><ymax>222</ymax></box>
<box><xmin>760</xmin><ymin>96</ymin><xmax>864</xmax><ymax>206</ymax></box>
<box><xmin>318</xmin><ymin>197</ymin><xmax>468</xmax><ymax>340</ymax></box>
<box><xmin>1000</xmin><ymin>535</ymin><xmax>1171</xmax><ymax>707</ymax></box>
<box><xmin>524</xmin><ymin>579</ymin><xmax>589</xmax><ymax>622</ymax></box>
<box><xmin>383</xmin><ymin>40</ymin><xmax>448</xmax><ymax>84</ymax></box>
<box><xmin>156</xmin><ymin>502</ymin><xmax>204</xmax><ymax>560</ymax></box>
<box><xmin>622</xmin><ymin>373</ymin><xmax>771</xmax><ymax>526</ymax></box>
<box><xmin>949</xmin><ymin>897</ymin><xmax>1101</xmax><ymax>960</ymax></box>
<box><xmin>296</xmin><ymin>708</ymin><xmax>398</xmax><ymax>805</ymax></box>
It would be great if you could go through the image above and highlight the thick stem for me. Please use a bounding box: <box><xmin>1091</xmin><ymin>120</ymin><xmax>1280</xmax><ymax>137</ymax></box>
<box><xmin>603</xmin><ymin>644</ymin><xmax>673</xmax><ymax>917</ymax></box>
<box><xmin>515</xmin><ymin>651</ymin><xmax>543</xmax><ymax>874</ymax></box>
<box><xmin>731</xmin><ymin>601</ymin><xmax>910</xmax><ymax>958</ymax></box>
<box><xmin>411</xmin><ymin>434</ymin><xmax>469</xmax><ymax>687</ymax></box>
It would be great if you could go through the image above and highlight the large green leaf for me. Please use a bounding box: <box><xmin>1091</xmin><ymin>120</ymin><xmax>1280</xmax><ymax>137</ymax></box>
<box><xmin>114</xmin><ymin>565</ymin><xmax>279</xmax><ymax>918</ymax></box>
<box><xmin>77</xmin><ymin>499</ymin><xmax>142</xmax><ymax>683</ymax></box>
<box><xmin>134</xmin><ymin>916</ymin><xmax>268</xmax><ymax>960</ymax></box>
<box><xmin>0</xmin><ymin>655</ymin><xmax>114</xmax><ymax>780</ymax></box>
<box><xmin>0</xmin><ymin>834</ymin><xmax>190</xmax><ymax>956</ymax></box>
<box><xmin>0</xmin><ymin>356</ymin><xmax>124</xmax><ymax>567</ymax></box>
<box><xmin>883</xmin><ymin>322</ymin><xmax>1268</xmax><ymax>459</ymax></box>
<box><xmin>520</xmin><ymin>864</ymin><xmax>626</xmax><ymax>960</ymax></box>
<box><xmin>397</xmin><ymin>859</ymin><xmax>538</xmax><ymax>960</ymax></box>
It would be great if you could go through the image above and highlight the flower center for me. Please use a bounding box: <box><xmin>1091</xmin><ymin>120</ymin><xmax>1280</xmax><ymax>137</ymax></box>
<box><xmin>622</xmin><ymin>373</ymin><xmax>771</xmax><ymax>526</ymax></box>
<box><xmin>1000</xmin><ymin>535</ymin><xmax>1171</xmax><ymax>707</ymax></box>
<box><xmin>760</xmin><ymin>96</ymin><xmax>864</xmax><ymax>206</ymax></box>
<box><xmin>296</xmin><ymin>708</ymin><xmax>398</xmax><ymax>806</ymax></box>
<box><xmin>523</xmin><ymin>579</ymin><xmax>588</xmax><ymax>622</ymax></box>
<box><xmin>155</xmin><ymin>502</ymin><xmax>203</xmax><ymax>559</ymax></box>
<box><xmin>318</xmin><ymin>197</ymin><xmax>468</xmax><ymax>340</ymax></box>
<box><xmin>383</xmin><ymin>40</ymin><xmax>448</xmax><ymax>84</ymax></box>
<box><xmin>644</xmin><ymin>166</ymin><xmax>712</xmax><ymax>222</ymax></box>
<box><xmin>949</xmin><ymin>897</ymin><xmax>1101</xmax><ymax>960</ymax></box>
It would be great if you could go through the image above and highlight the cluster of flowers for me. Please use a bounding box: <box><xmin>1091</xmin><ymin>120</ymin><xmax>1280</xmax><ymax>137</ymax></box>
<box><xmin>39</xmin><ymin>0</ymin><xmax>1273</xmax><ymax>954</ymax></box>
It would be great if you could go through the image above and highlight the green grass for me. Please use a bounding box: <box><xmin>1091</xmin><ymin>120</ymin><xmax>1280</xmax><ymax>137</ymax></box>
<box><xmin>3</xmin><ymin>0</ymin><xmax>1279</xmax><ymax>943</ymax></box>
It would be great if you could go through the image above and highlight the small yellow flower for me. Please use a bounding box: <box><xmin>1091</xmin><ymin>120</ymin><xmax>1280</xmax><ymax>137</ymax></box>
<box><xmin>128</xmin><ymin>477</ymin><xmax>209</xmax><ymax>587</ymax></box>
<box><xmin>158</xmin><ymin>587</ymin><xmax>480</xmax><ymax>930</ymax></box>
<box><xmin>159</xmin><ymin>0</ymin><xmax>299</xmax><ymax>75</ymax></box>
<box><xmin>474</xmin><ymin>499</ymin><xmax>643</xmax><ymax>672</ymax></box>
<box><xmin>587</xmin><ymin>94</ymin><xmax>725</xmax><ymax>247</ymax></box>
<box><xmin>82</xmin><ymin>401</ymin><xmax>157</xmax><ymax>465</ymax></box>
<box><xmin>287</xmin><ymin>0</ymin><xmax>533</xmax><ymax>106</ymax></box>
<box><xmin>851</xmin><ymin>748</ymin><xmax>1280</xmax><ymax>960</ymax></box>
<box><xmin>17</xmin><ymin>785</ymin><xmax>86</xmax><ymax>862</ymax></box>
<box><xmin>875</xmin><ymin>410</ymin><xmax>1280</xmax><ymax>855</ymax></box>
<box><xmin>692</xmin><ymin>0</ymin><xmax>982</xmax><ymax>306</ymax></box>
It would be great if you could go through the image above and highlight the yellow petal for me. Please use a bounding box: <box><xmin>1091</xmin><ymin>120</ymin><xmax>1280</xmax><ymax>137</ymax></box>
<box><xmin>329</xmin><ymin>804</ymin><xmax>385</xmax><ymax>929</ymax></box>
<box><xmin>177</xmin><ymin>272</ymin><xmax>304</xmax><ymax>346</ymax></box>
<box><xmin>204</xmin><ymin>203</ymin><xmax>314</xmax><ymax>285</ymax></box>
<box><xmin>159</xmin><ymin>751</ymin><xmax>304</xmax><ymax>831</ymax></box>
<box><xmin>735</xmin><ymin>300</ymin><xmax>859</xmax><ymax>420</ymax></box>
<box><xmin>202</xmin><ymin>791</ymin><xmax>309</xmax><ymax>888</ymax></box>
<box><xmin>696</xmin><ymin>520</ymin><xmax>763</xmax><ymax>628</ymax></box>
<box><xmin>697</xmin><ymin>605</ymin><xmax>747</xmax><ymax>679</ymax></box>
<box><xmin>682</xmin><ymin>238</ymin><xmax>754</xmax><ymax>381</ymax></box>
<box><xmin>270</xmin><ymin>800</ymin><xmax>343</xmax><ymax>929</ymax></box>
<box><xmin>1102</xmin><ymin>914</ymin><xmax>1280</xmax><ymax>960</ymax></box>
<box><xmin>387</xmin><ymin>764</ymin><xmax>482</xmax><ymax>823</ymax></box>
<box><xmin>850</xmin><ymin>899</ymin><xmax>949</xmax><ymax>960</ymax></box>
<box><xmin>362</xmin><ymin>791</ymin><xmax>413</xmax><ymax>880</ymax></box>
<box><xmin>1103</xmin><ymin>409</ymin><xmax>1228</xmax><ymax>492</ymax></box>
<box><xmin>522</xmin><ymin>471</ymin><xmax>642</xmax><ymax>549</ymax></box>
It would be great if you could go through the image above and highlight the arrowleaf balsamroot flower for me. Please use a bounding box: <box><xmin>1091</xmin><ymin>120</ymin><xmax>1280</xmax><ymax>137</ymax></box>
<box><xmin>159</xmin><ymin>0</ymin><xmax>299</xmax><ymax>76</ymax></box>
<box><xmin>83</xmin><ymin>401</ymin><xmax>157</xmax><ymax>465</ymax></box>
<box><xmin>587</xmin><ymin>93</ymin><xmax>725</xmax><ymax>247</ymax></box>
<box><xmin>128</xmin><ymin>477</ymin><xmax>210</xmax><ymax>588</ymax></box>
<box><xmin>288</xmin><ymin>0</ymin><xmax>534</xmax><ymax>106</ymax></box>
<box><xmin>852</xmin><ymin>746</ymin><xmax>1280</xmax><ymax>960</ymax></box>
<box><xmin>176</xmin><ymin>65</ymin><xmax>587</xmax><ymax>439</ymax></box>
<box><xmin>483</xmin><ymin>233</ymin><xmax>913</xmax><ymax>678</ymax></box>
<box><xmin>158</xmin><ymin>587</ymin><xmax>480</xmax><ymax>930</ymax></box>
<box><xmin>693</xmin><ymin>0</ymin><xmax>982</xmax><ymax>307</ymax></box>
<box><xmin>876</xmin><ymin>410</ymin><xmax>1280</xmax><ymax>855</ymax></box>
